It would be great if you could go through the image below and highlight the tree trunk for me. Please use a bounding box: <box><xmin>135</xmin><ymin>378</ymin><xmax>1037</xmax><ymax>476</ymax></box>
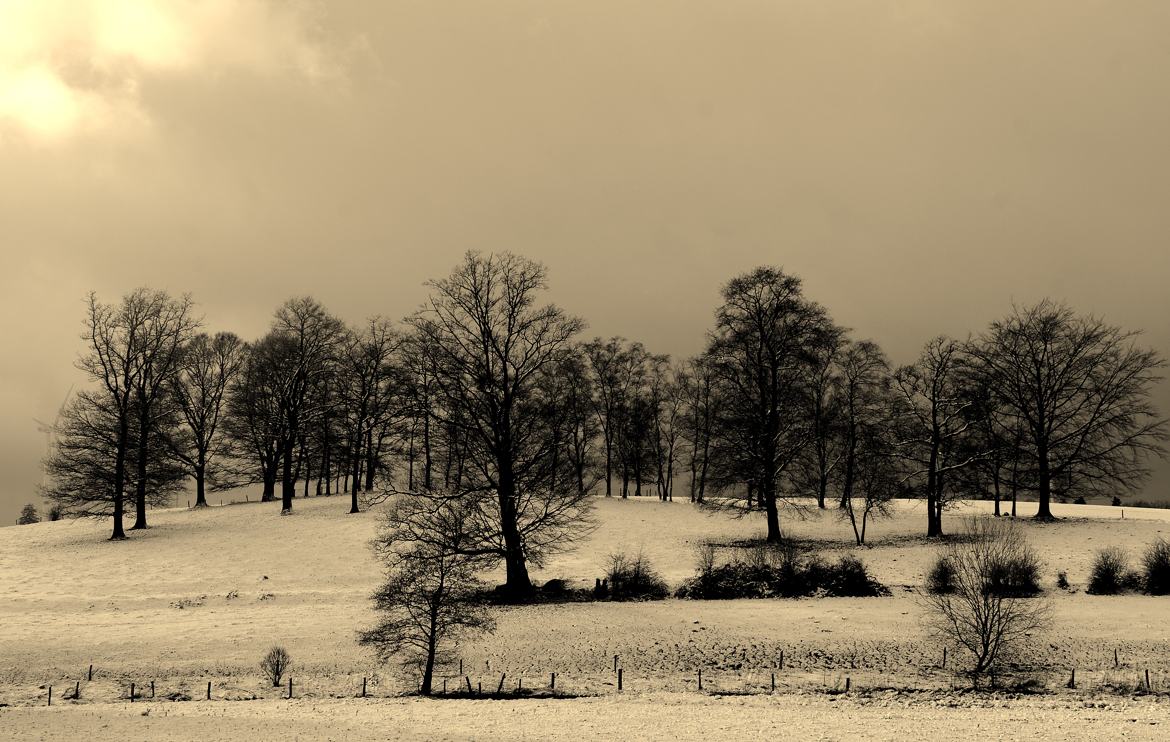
<box><xmin>763</xmin><ymin>478</ymin><xmax>782</xmax><ymax>543</ymax></box>
<box><xmin>132</xmin><ymin>401</ymin><xmax>149</xmax><ymax>530</ymax></box>
<box><xmin>1036</xmin><ymin>440</ymin><xmax>1054</xmax><ymax>520</ymax></box>
<box><xmin>194</xmin><ymin>457</ymin><xmax>208</xmax><ymax>508</ymax></box>
<box><xmin>497</xmin><ymin>454</ymin><xmax>532</xmax><ymax>598</ymax></box>
<box><xmin>111</xmin><ymin>420</ymin><xmax>129</xmax><ymax>540</ymax></box>
<box><xmin>281</xmin><ymin>436</ymin><xmax>296</xmax><ymax>513</ymax></box>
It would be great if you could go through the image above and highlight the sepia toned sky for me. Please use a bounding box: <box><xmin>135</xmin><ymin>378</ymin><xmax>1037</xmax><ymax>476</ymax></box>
<box><xmin>2</xmin><ymin>1</ymin><xmax>1169</xmax><ymax>524</ymax></box>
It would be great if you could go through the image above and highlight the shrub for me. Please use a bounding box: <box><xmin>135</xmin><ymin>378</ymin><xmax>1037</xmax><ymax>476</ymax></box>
<box><xmin>261</xmin><ymin>646</ymin><xmax>292</xmax><ymax>687</ymax></box>
<box><xmin>1088</xmin><ymin>547</ymin><xmax>1139</xmax><ymax>595</ymax></box>
<box><xmin>923</xmin><ymin>518</ymin><xmax>1050</xmax><ymax>687</ymax></box>
<box><xmin>1056</xmin><ymin>571</ymin><xmax>1070</xmax><ymax>591</ymax></box>
<box><xmin>823</xmin><ymin>555</ymin><xmax>889</xmax><ymax>597</ymax></box>
<box><xmin>606</xmin><ymin>551</ymin><xmax>669</xmax><ymax>601</ymax></box>
<box><xmin>985</xmin><ymin>544</ymin><xmax>1042</xmax><ymax>597</ymax></box>
<box><xmin>675</xmin><ymin>546</ymin><xmax>888</xmax><ymax>599</ymax></box>
<box><xmin>1141</xmin><ymin>538</ymin><xmax>1170</xmax><ymax>595</ymax></box>
<box><xmin>926</xmin><ymin>556</ymin><xmax>956</xmax><ymax>595</ymax></box>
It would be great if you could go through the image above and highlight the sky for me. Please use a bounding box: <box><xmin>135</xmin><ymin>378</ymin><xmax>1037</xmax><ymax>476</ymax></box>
<box><xmin>2</xmin><ymin>1</ymin><xmax>1169</xmax><ymax>524</ymax></box>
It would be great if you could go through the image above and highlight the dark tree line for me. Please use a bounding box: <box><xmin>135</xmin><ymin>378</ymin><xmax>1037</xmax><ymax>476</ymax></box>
<box><xmin>41</xmin><ymin>258</ymin><xmax>1167</xmax><ymax>557</ymax></box>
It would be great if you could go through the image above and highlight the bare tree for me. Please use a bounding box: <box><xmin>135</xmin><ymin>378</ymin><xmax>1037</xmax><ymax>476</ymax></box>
<box><xmin>681</xmin><ymin>355</ymin><xmax>715</xmax><ymax>503</ymax></box>
<box><xmin>893</xmin><ymin>337</ymin><xmax>981</xmax><ymax>537</ymax></box>
<box><xmin>797</xmin><ymin>326</ymin><xmax>847</xmax><ymax>508</ymax></box>
<box><xmin>260</xmin><ymin>646</ymin><xmax>292</xmax><ymax>687</ymax></box>
<box><xmin>649</xmin><ymin>357</ymin><xmax>684</xmax><ymax>502</ymax></box>
<box><xmin>74</xmin><ymin>290</ymin><xmax>195</xmax><ymax>539</ymax></box>
<box><xmin>168</xmin><ymin>332</ymin><xmax>246</xmax><ymax>507</ymax></box>
<box><xmin>970</xmin><ymin>301</ymin><xmax>1168</xmax><ymax>519</ymax></box>
<box><xmin>269</xmin><ymin>298</ymin><xmax>346</xmax><ymax>514</ymax></box>
<box><xmin>126</xmin><ymin>291</ymin><xmax>199</xmax><ymax>529</ymax></box>
<box><xmin>359</xmin><ymin>495</ymin><xmax>494</xmax><ymax>695</ymax></box>
<box><xmin>924</xmin><ymin>518</ymin><xmax>1051</xmax><ymax>686</ymax></box>
<box><xmin>585</xmin><ymin>338</ymin><xmax>652</xmax><ymax>497</ymax></box>
<box><xmin>224</xmin><ymin>337</ymin><xmax>285</xmax><ymax>501</ymax></box>
<box><xmin>406</xmin><ymin>252</ymin><xmax>591</xmax><ymax>597</ymax></box>
<box><xmin>702</xmin><ymin>267</ymin><xmax>832</xmax><ymax>542</ymax></box>
<box><xmin>834</xmin><ymin>340</ymin><xmax>898</xmax><ymax>544</ymax></box>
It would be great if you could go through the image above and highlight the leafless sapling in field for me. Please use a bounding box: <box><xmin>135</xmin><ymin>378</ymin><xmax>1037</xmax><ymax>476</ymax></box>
<box><xmin>359</xmin><ymin>494</ymin><xmax>494</xmax><ymax>695</ymax></box>
<box><xmin>17</xmin><ymin>503</ymin><xmax>39</xmax><ymax>525</ymax></box>
<box><xmin>923</xmin><ymin>518</ymin><xmax>1050</xmax><ymax>687</ymax></box>
<box><xmin>261</xmin><ymin>646</ymin><xmax>292</xmax><ymax>687</ymax></box>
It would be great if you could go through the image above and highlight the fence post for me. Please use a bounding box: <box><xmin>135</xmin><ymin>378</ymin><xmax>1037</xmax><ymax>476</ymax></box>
<box><xmin>771</xmin><ymin>673</ymin><xmax>776</xmax><ymax>692</ymax></box>
<box><xmin>496</xmin><ymin>674</ymin><xmax>506</xmax><ymax>694</ymax></box>
<box><xmin>618</xmin><ymin>668</ymin><xmax>623</xmax><ymax>691</ymax></box>
<box><xmin>288</xmin><ymin>676</ymin><xmax>293</xmax><ymax>699</ymax></box>
<box><xmin>942</xmin><ymin>647</ymin><xmax>947</xmax><ymax>669</ymax></box>
<box><xmin>88</xmin><ymin>664</ymin><xmax>93</xmax><ymax>681</ymax></box>
<box><xmin>698</xmin><ymin>669</ymin><xmax>702</xmax><ymax>691</ymax></box>
<box><xmin>1114</xmin><ymin>649</ymin><xmax>1119</xmax><ymax>667</ymax></box>
<box><xmin>465</xmin><ymin>676</ymin><xmax>473</xmax><ymax>693</ymax></box>
<box><xmin>442</xmin><ymin>678</ymin><xmax>447</xmax><ymax>694</ymax></box>
<box><xmin>130</xmin><ymin>683</ymin><xmax>135</xmax><ymax>702</ymax></box>
<box><xmin>47</xmin><ymin>686</ymin><xmax>51</xmax><ymax>707</ymax></box>
<box><xmin>459</xmin><ymin>659</ymin><xmax>463</xmax><ymax>675</ymax></box>
<box><xmin>613</xmin><ymin>655</ymin><xmax>618</xmax><ymax>674</ymax></box>
<box><xmin>1146</xmin><ymin>669</ymin><xmax>1151</xmax><ymax>691</ymax></box>
<box><xmin>362</xmin><ymin>677</ymin><xmax>367</xmax><ymax>698</ymax></box>
<box><xmin>151</xmin><ymin>681</ymin><xmax>155</xmax><ymax>698</ymax></box>
<box><xmin>551</xmin><ymin>672</ymin><xmax>556</xmax><ymax>690</ymax></box>
<box><xmin>779</xmin><ymin>650</ymin><xmax>784</xmax><ymax>671</ymax></box>
<box><xmin>1067</xmin><ymin>669</ymin><xmax>1076</xmax><ymax>689</ymax></box>
<box><xmin>845</xmin><ymin>677</ymin><xmax>851</xmax><ymax>692</ymax></box>
<box><xmin>207</xmin><ymin>681</ymin><xmax>212</xmax><ymax>700</ymax></box>
<box><xmin>74</xmin><ymin>681</ymin><xmax>80</xmax><ymax>700</ymax></box>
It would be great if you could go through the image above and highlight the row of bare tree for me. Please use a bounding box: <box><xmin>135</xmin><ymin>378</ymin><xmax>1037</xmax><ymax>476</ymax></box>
<box><xmin>42</xmin><ymin>254</ymin><xmax>1167</xmax><ymax>589</ymax></box>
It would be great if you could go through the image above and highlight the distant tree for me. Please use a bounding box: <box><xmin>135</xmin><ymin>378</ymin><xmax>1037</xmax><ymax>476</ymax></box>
<box><xmin>69</xmin><ymin>290</ymin><xmax>195</xmax><ymax>539</ymax></box>
<box><xmin>260</xmin><ymin>646</ymin><xmax>292</xmax><ymax>687</ymax></box>
<box><xmin>224</xmin><ymin>337</ymin><xmax>284</xmax><ymax>501</ymax></box>
<box><xmin>924</xmin><ymin>518</ymin><xmax>1050</xmax><ymax>687</ymax></box>
<box><xmin>680</xmin><ymin>355</ymin><xmax>715</xmax><ymax>504</ymax></box>
<box><xmin>17</xmin><ymin>503</ymin><xmax>39</xmax><ymax>525</ymax></box>
<box><xmin>167</xmin><ymin>332</ymin><xmax>246</xmax><ymax>507</ymax></box>
<box><xmin>702</xmin><ymin>267</ymin><xmax>832</xmax><ymax>542</ymax></box>
<box><xmin>833</xmin><ymin>340</ymin><xmax>898</xmax><ymax>544</ymax></box>
<box><xmin>893</xmin><ymin>337</ymin><xmax>982</xmax><ymax>537</ymax></box>
<box><xmin>551</xmin><ymin>347</ymin><xmax>602</xmax><ymax>497</ymax></box>
<box><xmin>337</xmin><ymin>318</ymin><xmax>403</xmax><ymax>513</ymax></box>
<box><xmin>126</xmin><ymin>291</ymin><xmax>198</xmax><ymax>529</ymax></box>
<box><xmin>585</xmin><ymin>338</ymin><xmax>652</xmax><ymax>497</ymax></box>
<box><xmin>796</xmin><ymin>326</ymin><xmax>847</xmax><ymax>508</ymax></box>
<box><xmin>47</xmin><ymin>504</ymin><xmax>63</xmax><ymax>521</ymax></box>
<box><xmin>406</xmin><ymin>252</ymin><xmax>591</xmax><ymax>597</ymax></box>
<box><xmin>648</xmin><ymin>357</ymin><xmax>684</xmax><ymax>502</ymax></box>
<box><xmin>268</xmin><ymin>298</ymin><xmax>346</xmax><ymax>514</ymax></box>
<box><xmin>970</xmin><ymin>301</ymin><xmax>1168</xmax><ymax>519</ymax></box>
<box><xmin>359</xmin><ymin>495</ymin><xmax>494</xmax><ymax>695</ymax></box>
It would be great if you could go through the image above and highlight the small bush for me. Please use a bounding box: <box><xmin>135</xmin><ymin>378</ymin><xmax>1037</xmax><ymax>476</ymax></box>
<box><xmin>1056</xmin><ymin>571</ymin><xmax>1070</xmax><ymax>591</ymax></box>
<box><xmin>1142</xmin><ymin>538</ymin><xmax>1170</xmax><ymax>595</ymax></box>
<box><xmin>606</xmin><ymin>551</ymin><xmax>669</xmax><ymax>601</ymax></box>
<box><xmin>1088</xmin><ymin>547</ymin><xmax>1140</xmax><ymax>595</ymax></box>
<box><xmin>823</xmin><ymin>555</ymin><xmax>889</xmax><ymax>597</ymax></box>
<box><xmin>261</xmin><ymin>645</ymin><xmax>292</xmax><ymax>687</ymax></box>
<box><xmin>926</xmin><ymin>556</ymin><xmax>956</xmax><ymax>595</ymax></box>
<box><xmin>985</xmin><ymin>546</ymin><xmax>1042</xmax><ymax>597</ymax></box>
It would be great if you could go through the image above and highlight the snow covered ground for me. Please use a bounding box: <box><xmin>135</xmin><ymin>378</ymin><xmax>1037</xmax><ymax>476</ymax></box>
<box><xmin>3</xmin><ymin>494</ymin><xmax>1170</xmax><ymax>739</ymax></box>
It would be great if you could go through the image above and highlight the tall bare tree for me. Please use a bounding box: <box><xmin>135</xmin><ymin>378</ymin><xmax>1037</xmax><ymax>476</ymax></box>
<box><xmin>406</xmin><ymin>252</ymin><xmax>591</xmax><ymax>597</ymax></box>
<box><xmin>893</xmin><ymin>337</ymin><xmax>981</xmax><ymax>537</ymax></box>
<box><xmin>970</xmin><ymin>301</ymin><xmax>1168</xmax><ymax>519</ymax></box>
<box><xmin>703</xmin><ymin>267</ymin><xmax>832</xmax><ymax>542</ymax></box>
<box><xmin>168</xmin><ymin>332</ymin><xmax>246</xmax><ymax>507</ymax></box>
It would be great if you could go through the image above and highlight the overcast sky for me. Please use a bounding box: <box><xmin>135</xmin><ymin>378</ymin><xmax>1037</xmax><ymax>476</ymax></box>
<box><xmin>2</xmin><ymin>1</ymin><xmax>1169</xmax><ymax>524</ymax></box>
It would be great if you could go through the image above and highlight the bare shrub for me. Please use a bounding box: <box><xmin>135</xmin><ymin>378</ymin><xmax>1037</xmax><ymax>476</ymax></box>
<box><xmin>606</xmin><ymin>550</ymin><xmax>669</xmax><ymax>601</ymax></box>
<box><xmin>925</xmin><ymin>555</ymin><xmax>956</xmax><ymax>595</ymax></box>
<box><xmin>923</xmin><ymin>518</ymin><xmax>1050</xmax><ymax>686</ymax></box>
<box><xmin>1142</xmin><ymin>538</ymin><xmax>1170</xmax><ymax>595</ymax></box>
<box><xmin>261</xmin><ymin>646</ymin><xmax>292</xmax><ymax>687</ymax></box>
<box><xmin>1088</xmin><ymin>547</ymin><xmax>1141</xmax><ymax>595</ymax></box>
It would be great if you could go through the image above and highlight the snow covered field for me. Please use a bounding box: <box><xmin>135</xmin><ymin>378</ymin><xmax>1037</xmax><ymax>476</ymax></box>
<box><xmin>4</xmin><ymin>494</ymin><xmax>1170</xmax><ymax>739</ymax></box>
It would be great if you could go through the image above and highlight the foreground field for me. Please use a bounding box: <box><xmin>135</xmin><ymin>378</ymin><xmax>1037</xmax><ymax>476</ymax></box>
<box><xmin>3</xmin><ymin>493</ymin><xmax>1170</xmax><ymax>738</ymax></box>
<box><xmin>4</xmin><ymin>692</ymin><xmax>1170</xmax><ymax>742</ymax></box>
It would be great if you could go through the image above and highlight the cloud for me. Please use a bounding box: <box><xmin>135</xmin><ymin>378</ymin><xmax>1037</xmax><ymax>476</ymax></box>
<box><xmin>0</xmin><ymin>0</ymin><xmax>335</xmax><ymax>144</ymax></box>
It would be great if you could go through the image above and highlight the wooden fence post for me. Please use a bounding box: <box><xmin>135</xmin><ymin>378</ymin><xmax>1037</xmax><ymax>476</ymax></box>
<box><xmin>1114</xmin><ymin>649</ymin><xmax>1119</xmax><ymax>667</ymax></box>
<box><xmin>74</xmin><ymin>681</ymin><xmax>79</xmax><ymax>700</ymax></box>
<box><xmin>845</xmin><ymin>677</ymin><xmax>851</xmax><ymax>692</ymax></box>
<box><xmin>130</xmin><ymin>683</ymin><xmax>135</xmax><ymax>702</ymax></box>
<box><xmin>465</xmin><ymin>676</ymin><xmax>473</xmax><ymax>693</ymax></box>
<box><xmin>1146</xmin><ymin>669</ymin><xmax>1151</xmax><ymax>691</ymax></box>
<box><xmin>47</xmin><ymin>686</ymin><xmax>51</xmax><ymax>707</ymax></box>
<box><xmin>151</xmin><ymin>681</ymin><xmax>155</xmax><ymax>698</ymax></box>
<box><xmin>88</xmin><ymin>664</ymin><xmax>93</xmax><ymax>681</ymax></box>
<box><xmin>698</xmin><ymin>669</ymin><xmax>702</xmax><ymax>691</ymax></box>
<box><xmin>771</xmin><ymin>673</ymin><xmax>776</xmax><ymax>692</ymax></box>
<box><xmin>362</xmin><ymin>677</ymin><xmax>367</xmax><ymax>697</ymax></box>
<box><xmin>551</xmin><ymin>672</ymin><xmax>556</xmax><ymax>690</ymax></box>
<box><xmin>618</xmin><ymin>668</ymin><xmax>623</xmax><ymax>691</ymax></box>
<box><xmin>613</xmin><ymin>655</ymin><xmax>618</xmax><ymax>674</ymax></box>
<box><xmin>779</xmin><ymin>650</ymin><xmax>784</xmax><ymax>671</ymax></box>
<box><xmin>1067</xmin><ymin>669</ymin><xmax>1076</xmax><ymax>689</ymax></box>
<box><xmin>207</xmin><ymin>681</ymin><xmax>212</xmax><ymax>700</ymax></box>
<box><xmin>496</xmin><ymin>674</ymin><xmax>506</xmax><ymax>694</ymax></box>
<box><xmin>942</xmin><ymin>647</ymin><xmax>947</xmax><ymax>669</ymax></box>
<box><xmin>288</xmin><ymin>676</ymin><xmax>293</xmax><ymax>699</ymax></box>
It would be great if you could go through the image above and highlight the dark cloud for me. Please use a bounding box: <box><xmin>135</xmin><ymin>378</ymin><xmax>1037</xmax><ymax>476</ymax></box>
<box><xmin>2</xmin><ymin>1</ymin><xmax>1168</xmax><ymax>522</ymax></box>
